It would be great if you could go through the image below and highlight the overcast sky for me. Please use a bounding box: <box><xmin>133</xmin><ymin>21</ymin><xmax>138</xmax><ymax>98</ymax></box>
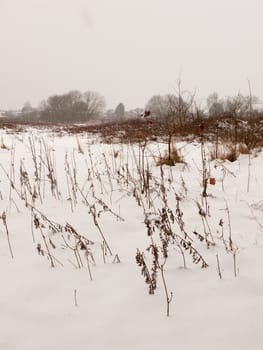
<box><xmin>0</xmin><ymin>0</ymin><xmax>262</xmax><ymax>110</ymax></box>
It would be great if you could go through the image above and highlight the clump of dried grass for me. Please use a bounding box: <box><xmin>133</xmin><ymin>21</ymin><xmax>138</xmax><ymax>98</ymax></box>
<box><xmin>157</xmin><ymin>143</ymin><xmax>184</xmax><ymax>166</ymax></box>
<box><xmin>0</xmin><ymin>138</ymin><xmax>9</xmax><ymax>150</ymax></box>
<box><xmin>210</xmin><ymin>143</ymin><xmax>239</xmax><ymax>162</ymax></box>
<box><xmin>210</xmin><ymin>138</ymin><xmax>261</xmax><ymax>162</ymax></box>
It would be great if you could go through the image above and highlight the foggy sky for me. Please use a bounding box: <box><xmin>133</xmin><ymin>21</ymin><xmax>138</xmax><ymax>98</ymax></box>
<box><xmin>0</xmin><ymin>0</ymin><xmax>262</xmax><ymax>110</ymax></box>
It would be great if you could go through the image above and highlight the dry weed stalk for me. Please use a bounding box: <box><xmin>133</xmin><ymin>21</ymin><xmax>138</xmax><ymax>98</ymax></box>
<box><xmin>200</xmin><ymin>139</ymin><xmax>209</xmax><ymax>214</ymax></box>
<box><xmin>137</xmin><ymin>190</ymin><xmax>209</xmax><ymax>314</ymax></box>
<box><xmin>102</xmin><ymin>153</ymin><xmax>114</xmax><ymax>204</ymax></box>
<box><xmin>42</xmin><ymin>139</ymin><xmax>61</xmax><ymax>199</ymax></box>
<box><xmin>62</xmin><ymin>235</ymin><xmax>84</xmax><ymax>269</ymax></box>
<box><xmin>112</xmin><ymin>254</ymin><xmax>121</xmax><ymax>263</ymax></box>
<box><xmin>77</xmin><ymin>185</ymin><xmax>113</xmax><ymax>256</ymax></box>
<box><xmin>136</xmin><ymin>248</ymin><xmax>156</xmax><ymax>294</ymax></box>
<box><xmin>224</xmin><ymin>200</ymin><xmax>233</xmax><ymax>252</ymax></box>
<box><xmin>33</xmin><ymin>214</ymin><xmax>55</xmax><ymax>268</ymax></box>
<box><xmin>0</xmin><ymin>137</ymin><xmax>9</xmax><ymax>150</ymax></box>
<box><xmin>28</xmin><ymin>136</ymin><xmax>43</xmax><ymax>203</ymax></box>
<box><xmin>196</xmin><ymin>201</ymin><xmax>215</xmax><ymax>248</ymax></box>
<box><xmin>74</xmin><ymin>289</ymin><xmax>78</xmax><ymax>307</ymax></box>
<box><xmin>136</xmin><ymin>243</ymin><xmax>173</xmax><ymax>317</ymax></box>
<box><xmin>156</xmin><ymin>141</ymin><xmax>184</xmax><ymax>166</ymax></box>
<box><xmin>7</xmin><ymin>139</ymin><xmax>16</xmax><ymax>212</ymax></box>
<box><xmin>175</xmin><ymin>194</ymin><xmax>193</xmax><ymax>242</ymax></box>
<box><xmin>1</xmin><ymin>211</ymin><xmax>14</xmax><ymax>259</ymax></box>
<box><xmin>94</xmin><ymin>195</ymin><xmax>124</xmax><ymax>222</ymax></box>
<box><xmin>32</xmin><ymin>207</ymin><xmax>94</xmax><ymax>272</ymax></box>
<box><xmin>233</xmin><ymin>248</ymin><xmax>238</xmax><ymax>277</ymax></box>
<box><xmin>76</xmin><ymin>137</ymin><xmax>84</xmax><ymax>154</ymax></box>
<box><xmin>145</xmin><ymin>207</ymin><xmax>209</xmax><ymax>268</ymax></box>
<box><xmin>64</xmin><ymin>153</ymin><xmax>78</xmax><ymax>211</ymax></box>
<box><xmin>216</xmin><ymin>254</ymin><xmax>222</xmax><ymax>279</ymax></box>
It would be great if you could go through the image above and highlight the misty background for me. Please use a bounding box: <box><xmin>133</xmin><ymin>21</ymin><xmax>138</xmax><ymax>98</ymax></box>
<box><xmin>0</xmin><ymin>0</ymin><xmax>262</xmax><ymax>110</ymax></box>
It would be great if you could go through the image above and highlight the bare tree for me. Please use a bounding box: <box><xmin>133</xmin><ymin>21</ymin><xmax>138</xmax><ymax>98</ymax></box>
<box><xmin>223</xmin><ymin>93</ymin><xmax>251</xmax><ymax>118</ymax></box>
<box><xmin>146</xmin><ymin>81</ymin><xmax>196</xmax><ymax>163</ymax></box>
<box><xmin>39</xmin><ymin>90</ymin><xmax>106</xmax><ymax>122</ymax></box>
<box><xmin>207</xmin><ymin>92</ymin><xmax>224</xmax><ymax>118</ymax></box>
<box><xmin>146</xmin><ymin>81</ymin><xmax>195</xmax><ymax>126</ymax></box>
<box><xmin>125</xmin><ymin>108</ymin><xmax>144</xmax><ymax>119</ymax></box>
<box><xmin>21</xmin><ymin>101</ymin><xmax>38</xmax><ymax>121</ymax></box>
<box><xmin>83</xmin><ymin>91</ymin><xmax>106</xmax><ymax>120</ymax></box>
<box><xmin>114</xmin><ymin>103</ymin><xmax>125</xmax><ymax>119</ymax></box>
<box><xmin>146</xmin><ymin>95</ymin><xmax>170</xmax><ymax>119</ymax></box>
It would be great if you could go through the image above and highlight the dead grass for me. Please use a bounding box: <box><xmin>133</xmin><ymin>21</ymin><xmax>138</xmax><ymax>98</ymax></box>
<box><xmin>210</xmin><ymin>143</ymin><xmax>239</xmax><ymax>162</ymax></box>
<box><xmin>156</xmin><ymin>143</ymin><xmax>184</xmax><ymax>166</ymax></box>
<box><xmin>0</xmin><ymin>115</ymin><xmax>262</xmax><ymax>152</ymax></box>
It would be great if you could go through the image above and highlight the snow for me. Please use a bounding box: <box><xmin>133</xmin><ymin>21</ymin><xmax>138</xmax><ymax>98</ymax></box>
<box><xmin>0</xmin><ymin>129</ymin><xmax>263</xmax><ymax>350</ymax></box>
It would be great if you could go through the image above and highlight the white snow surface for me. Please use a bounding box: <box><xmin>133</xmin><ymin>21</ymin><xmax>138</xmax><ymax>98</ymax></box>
<box><xmin>0</xmin><ymin>130</ymin><xmax>262</xmax><ymax>350</ymax></box>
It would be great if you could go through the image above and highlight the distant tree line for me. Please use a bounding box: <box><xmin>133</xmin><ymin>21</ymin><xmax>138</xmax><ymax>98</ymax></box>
<box><xmin>3</xmin><ymin>84</ymin><xmax>262</xmax><ymax>124</ymax></box>
<box><xmin>8</xmin><ymin>90</ymin><xmax>106</xmax><ymax>122</ymax></box>
<box><xmin>144</xmin><ymin>82</ymin><xmax>263</xmax><ymax>163</ymax></box>
<box><xmin>146</xmin><ymin>90</ymin><xmax>262</xmax><ymax>124</ymax></box>
<box><xmin>18</xmin><ymin>93</ymin><xmax>133</xmax><ymax>123</ymax></box>
<box><xmin>38</xmin><ymin>90</ymin><xmax>106</xmax><ymax>122</ymax></box>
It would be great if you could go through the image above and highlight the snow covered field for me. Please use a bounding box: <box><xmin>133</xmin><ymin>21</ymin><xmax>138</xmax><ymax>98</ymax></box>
<box><xmin>0</xmin><ymin>128</ymin><xmax>262</xmax><ymax>350</ymax></box>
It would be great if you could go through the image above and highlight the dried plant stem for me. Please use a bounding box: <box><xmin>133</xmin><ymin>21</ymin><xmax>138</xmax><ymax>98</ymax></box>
<box><xmin>28</xmin><ymin>136</ymin><xmax>42</xmax><ymax>203</ymax></box>
<box><xmin>225</xmin><ymin>200</ymin><xmax>233</xmax><ymax>251</ymax></box>
<box><xmin>101</xmin><ymin>242</ymin><xmax>106</xmax><ymax>264</ymax></box>
<box><xmin>86</xmin><ymin>257</ymin><xmax>93</xmax><ymax>281</ymax></box>
<box><xmin>74</xmin><ymin>289</ymin><xmax>78</xmax><ymax>307</ymax></box>
<box><xmin>112</xmin><ymin>254</ymin><xmax>121</xmax><ymax>263</ymax></box>
<box><xmin>42</xmin><ymin>139</ymin><xmax>60</xmax><ymax>199</ymax></box>
<box><xmin>39</xmin><ymin>225</ymin><xmax>55</xmax><ymax>268</ymax></box>
<box><xmin>201</xmin><ymin>141</ymin><xmax>208</xmax><ymax>200</ymax></box>
<box><xmin>93</xmin><ymin>195</ymin><xmax>124</xmax><ymax>222</ymax></box>
<box><xmin>62</xmin><ymin>236</ymin><xmax>83</xmax><ymax>268</ymax></box>
<box><xmin>102</xmin><ymin>153</ymin><xmax>114</xmax><ymax>204</ymax></box>
<box><xmin>87</xmin><ymin>145</ymin><xmax>95</xmax><ymax>178</ymax></box>
<box><xmin>30</xmin><ymin>207</ymin><xmax>36</xmax><ymax>243</ymax></box>
<box><xmin>40</xmin><ymin>249</ymin><xmax>63</xmax><ymax>266</ymax></box>
<box><xmin>233</xmin><ymin>250</ymin><xmax>238</xmax><ymax>277</ymax></box>
<box><xmin>8</xmin><ymin>141</ymin><xmax>16</xmax><ymax>212</ymax></box>
<box><xmin>64</xmin><ymin>154</ymin><xmax>74</xmax><ymax>212</ymax></box>
<box><xmin>77</xmin><ymin>186</ymin><xmax>113</xmax><ymax>256</ymax></box>
<box><xmin>160</xmin><ymin>264</ymin><xmax>173</xmax><ymax>317</ymax></box>
<box><xmin>216</xmin><ymin>254</ymin><xmax>222</xmax><ymax>279</ymax></box>
<box><xmin>2</xmin><ymin>212</ymin><xmax>14</xmax><ymax>259</ymax></box>
<box><xmin>91</xmin><ymin>207</ymin><xmax>112</xmax><ymax>256</ymax></box>
<box><xmin>247</xmin><ymin>154</ymin><xmax>251</xmax><ymax>193</ymax></box>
